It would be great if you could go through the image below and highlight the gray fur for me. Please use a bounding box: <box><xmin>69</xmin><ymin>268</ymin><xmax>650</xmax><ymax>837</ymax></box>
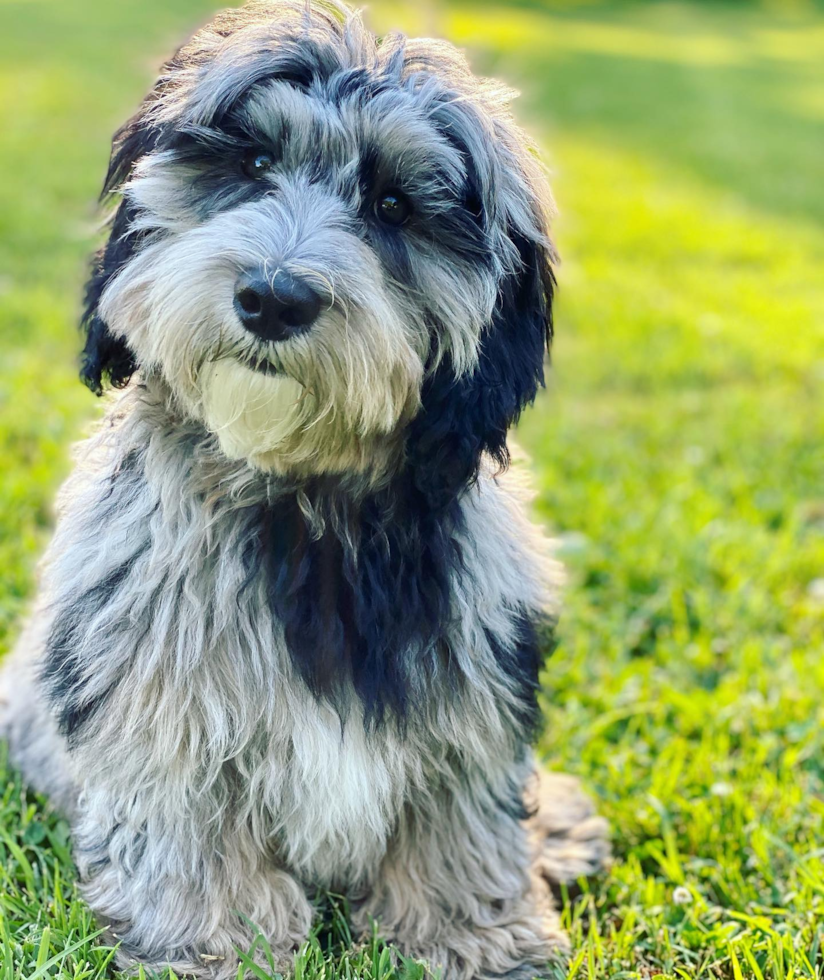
<box><xmin>0</xmin><ymin>2</ymin><xmax>608</xmax><ymax>976</ymax></box>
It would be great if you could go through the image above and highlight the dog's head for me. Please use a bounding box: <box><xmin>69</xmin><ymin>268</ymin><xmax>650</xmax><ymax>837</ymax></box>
<box><xmin>84</xmin><ymin>0</ymin><xmax>554</xmax><ymax>499</ymax></box>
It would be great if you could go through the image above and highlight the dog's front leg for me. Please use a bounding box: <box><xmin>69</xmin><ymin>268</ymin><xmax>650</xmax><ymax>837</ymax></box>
<box><xmin>354</xmin><ymin>771</ymin><xmax>569</xmax><ymax>980</ymax></box>
<box><xmin>71</xmin><ymin>781</ymin><xmax>313</xmax><ymax>979</ymax></box>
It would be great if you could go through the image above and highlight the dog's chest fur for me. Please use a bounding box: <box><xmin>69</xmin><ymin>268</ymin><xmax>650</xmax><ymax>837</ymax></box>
<box><xmin>259</xmin><ymin>695</ymin><xmax>411</xmax><ymax>883</ymax></box>
<box><xmin>41</xmin><ymin>394</ymin><xmax>555</xmax><ymax>885</ymax></box>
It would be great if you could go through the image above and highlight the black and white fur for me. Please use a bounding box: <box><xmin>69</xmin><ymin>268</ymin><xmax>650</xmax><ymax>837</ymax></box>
<box><xmin>0</xmin><ymin>2</ymin><xmax>608</xmax><ymax>976</ymax></box>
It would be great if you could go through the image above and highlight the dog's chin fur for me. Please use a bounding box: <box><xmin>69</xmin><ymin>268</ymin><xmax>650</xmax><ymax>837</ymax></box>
<box><xmin>0</xmin><ymin>1</ymin><xmax>611</xmax><ymax>977</ymax></box>
<box><xmin>200</xmin><ymin>360</ymin><xmax>308</xmax><ymax>469</ymax></box>
<box><xmin>198</xmin><ymin>357</ymin><xmax>413</xmax><ymax>477</ymax></box>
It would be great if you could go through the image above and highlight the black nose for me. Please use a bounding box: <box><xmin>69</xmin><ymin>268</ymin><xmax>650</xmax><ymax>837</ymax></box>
<box><xmin>233</xmin><ymin>268</ymin><xmax>322</xmax><ymax>342</ymax></box>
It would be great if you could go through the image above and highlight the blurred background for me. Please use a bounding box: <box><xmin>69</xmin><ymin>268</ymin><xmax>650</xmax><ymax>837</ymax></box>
<box><xmin>1</xmin><ymin>0</ymin><xmax>823</xmax><ymax>977</ymax></box>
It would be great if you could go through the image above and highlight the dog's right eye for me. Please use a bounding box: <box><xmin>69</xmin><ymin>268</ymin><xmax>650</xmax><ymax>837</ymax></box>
<box><xmin>241</xmin><ymin>149</ymin><xmax>274</xmax><ymax>179</ymax></box>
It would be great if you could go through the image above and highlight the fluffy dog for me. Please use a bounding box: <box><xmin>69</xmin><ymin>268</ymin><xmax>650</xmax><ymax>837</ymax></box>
<box><xmin>0</xmin><ymin>2</ymin><xmax>608</xmax><ymax>976</ymax></box>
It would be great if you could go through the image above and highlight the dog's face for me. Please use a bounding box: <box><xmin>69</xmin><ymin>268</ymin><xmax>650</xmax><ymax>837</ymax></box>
<box><xmin>83</xmin><ymin>0</ymin><xmax>554</xmax><ymax>487</ymax></box>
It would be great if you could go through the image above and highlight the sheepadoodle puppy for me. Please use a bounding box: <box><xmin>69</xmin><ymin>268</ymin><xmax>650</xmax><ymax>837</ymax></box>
<box><xmin>0</xmin><ymin>1</ymin><xmax>609</xmax><ymax>976</ymax></box>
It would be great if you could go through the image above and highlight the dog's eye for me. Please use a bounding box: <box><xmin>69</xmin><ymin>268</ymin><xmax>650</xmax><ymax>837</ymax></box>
<box><xmin>241</xmin><ymin>149</ymin><xmax>274</xmax><ymax>179</ymax></box>
<box><xmin>376</xmin><ymin>191</ymin><xmax>412</xmax><ymax>227</ymax></box>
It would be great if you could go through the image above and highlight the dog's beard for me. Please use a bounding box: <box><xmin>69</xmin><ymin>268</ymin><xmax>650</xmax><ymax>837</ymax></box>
<box><xmin>195</xmin><ymin>338</ymin><xmax>420</xmax><ymax>475</ymax></box>
<box><xmin>200</xmin><ymin>360</ymin><xmax>308</xmax><ymax>468</ymax></box>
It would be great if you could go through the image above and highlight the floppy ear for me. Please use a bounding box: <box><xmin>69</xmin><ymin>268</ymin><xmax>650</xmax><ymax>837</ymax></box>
<box><xmin>405</xmin><ymin>228</ymin><xmax>555</xmax><ymax>510</ymax></box>
<box><xmin>79</xmin><ymin>62</ymin><xmax>178</xmax><ymax>394</ymax></box>
<box><xmin>80</xmin><ymin>205</ymin><xmax>140</xmax><ymax>394</ymax></box>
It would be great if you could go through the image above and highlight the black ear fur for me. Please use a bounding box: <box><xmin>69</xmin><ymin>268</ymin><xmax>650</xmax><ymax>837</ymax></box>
<box><xmin>79</xmin><ymin>70</ymin><xmax>175</xmax><ymax>394</ymax></box>
<box><xmin>80</xmin><ymin>200</ymin><xmax>143</xmax><ymax>394</ymax></box>
<box><xmin>406</xmin><ymin>230</ymin><xmax>554</xmax><ymax>510</ymax></box>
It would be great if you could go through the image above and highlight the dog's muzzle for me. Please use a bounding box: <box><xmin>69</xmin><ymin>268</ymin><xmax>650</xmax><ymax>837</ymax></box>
<box><xmin>234</xmin><ymin>267</ymin><xmax>322</xmax><ymax>343</ymax></box>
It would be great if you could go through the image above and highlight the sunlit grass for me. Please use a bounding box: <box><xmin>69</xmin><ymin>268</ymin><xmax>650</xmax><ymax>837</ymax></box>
<box><xmin>1</xmin><ymin>1</ymin><xmax>823</xmax><ymax>978</ymax></box>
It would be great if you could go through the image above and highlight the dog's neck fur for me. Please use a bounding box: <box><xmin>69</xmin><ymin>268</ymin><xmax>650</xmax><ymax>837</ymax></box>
<box><xmin>49</xmin><ymin>379</ymin><xmax>550</xmax><ymax>744</ymax></box>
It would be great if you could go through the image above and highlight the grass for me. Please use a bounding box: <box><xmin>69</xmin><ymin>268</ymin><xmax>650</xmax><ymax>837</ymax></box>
<box><xmin>1</xmin><ymin>0</ymin><xmax>823</xmax><ymax>977</ymax></box>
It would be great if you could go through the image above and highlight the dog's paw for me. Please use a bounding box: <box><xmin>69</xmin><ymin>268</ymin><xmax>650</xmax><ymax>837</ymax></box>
<box><xmin>524</xmin><ymin>770</ymin><xmax>611</xmax><ymax>890</ymax></box>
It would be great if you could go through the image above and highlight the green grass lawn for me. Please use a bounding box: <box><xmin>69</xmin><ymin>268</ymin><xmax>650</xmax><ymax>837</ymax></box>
<box><xmin>1</xmin><ymin>0</ymin><xmax>823</xmax><ymax>977</ymax></box>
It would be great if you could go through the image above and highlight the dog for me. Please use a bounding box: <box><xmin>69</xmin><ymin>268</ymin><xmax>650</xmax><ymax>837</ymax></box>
<box><xmin>0</xmin><ymin>2</ymin><xmax>609</xmax><ymax>976</ymax></box>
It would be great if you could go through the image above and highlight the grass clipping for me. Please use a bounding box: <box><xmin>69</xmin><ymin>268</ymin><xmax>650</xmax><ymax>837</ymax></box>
<box><xmin>200</xmin><ymin>360</ymin><xmax>306</xmax><ymax>467</ymax></box>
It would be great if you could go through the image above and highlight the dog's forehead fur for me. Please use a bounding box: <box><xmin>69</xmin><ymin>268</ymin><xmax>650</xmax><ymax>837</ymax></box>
<box><xmin>116</xmin><ymin>0</ymin><xmax>547</xmax><ymax>246</ymax></box>
<box><xmin>239</xmin><ymin>80</ymin><xmax>469</xmax><ymax>191</ymax></box>
<box><xmin>149</xmin><ymin>0</ymin><xmax>511</xmax><ymax>131</ymax></box>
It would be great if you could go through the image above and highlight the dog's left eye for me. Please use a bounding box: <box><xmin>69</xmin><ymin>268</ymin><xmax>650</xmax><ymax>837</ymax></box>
<box><xmin>376</xmin><ymin>191</ymin><xmax>412</xmax><ymax>227</ymax></box>
<box><xmin>241</xmin><ymin>149</ymin><xmax>274</xmax><ymax>179</ymax></box>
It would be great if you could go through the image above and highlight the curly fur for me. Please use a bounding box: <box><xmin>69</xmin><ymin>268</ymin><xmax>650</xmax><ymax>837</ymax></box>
<box><xmin>0</xmin><ymin>2</ymin><xmax>608</xmax><ymax>977</ymax></box>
